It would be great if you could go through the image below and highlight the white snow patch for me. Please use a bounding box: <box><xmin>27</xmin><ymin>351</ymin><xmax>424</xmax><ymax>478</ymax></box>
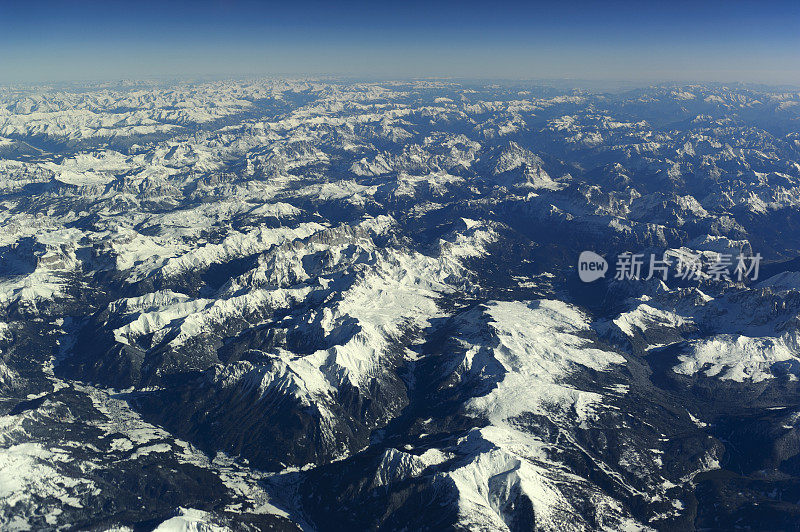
<box><xmin>674</xmin><ymin>333</ymin><xmax>800</xmax><ymax>382</ymax></box>
<box><xmin>153</xmin><ymin>508</ymin><xmax>230</xmax><ymax>532</ymax></box>
<box><xmin>467</xmin><ymin>300</ymin><xmax>626</xmax><ymax>424</ymax></box>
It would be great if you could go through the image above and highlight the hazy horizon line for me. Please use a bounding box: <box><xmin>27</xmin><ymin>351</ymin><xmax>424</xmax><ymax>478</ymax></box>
<box><xmin>1</xmin><ymin>74</ymin><xmax>799</xmax><ymax>93</ymax></box>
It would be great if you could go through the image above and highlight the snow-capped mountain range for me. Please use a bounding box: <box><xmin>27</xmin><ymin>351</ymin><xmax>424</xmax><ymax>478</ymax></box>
<box><xmin>1</xmin><ymin>79</ymin><xmax>800</xmax><ymax>530</ymax></box>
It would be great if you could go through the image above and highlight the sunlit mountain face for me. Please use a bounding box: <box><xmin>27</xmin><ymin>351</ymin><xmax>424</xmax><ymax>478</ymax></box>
<box><xmin>1</xmin><ymin>79</ymin><xmax>800</xmax><ymax>530</ymax></box>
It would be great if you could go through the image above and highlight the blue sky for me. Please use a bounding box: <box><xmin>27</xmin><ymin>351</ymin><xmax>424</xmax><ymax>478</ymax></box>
<box><xmin>1</xmin><ymin>0</ymin><xmax>798</xmax><ymax>84</ymax></box>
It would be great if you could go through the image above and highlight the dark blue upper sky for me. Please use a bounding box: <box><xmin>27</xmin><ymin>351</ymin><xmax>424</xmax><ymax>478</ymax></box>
<box><xmin>1</xmin><ymin>0</ymin><xmax>798</xmax><ymax>84</ymax></box>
